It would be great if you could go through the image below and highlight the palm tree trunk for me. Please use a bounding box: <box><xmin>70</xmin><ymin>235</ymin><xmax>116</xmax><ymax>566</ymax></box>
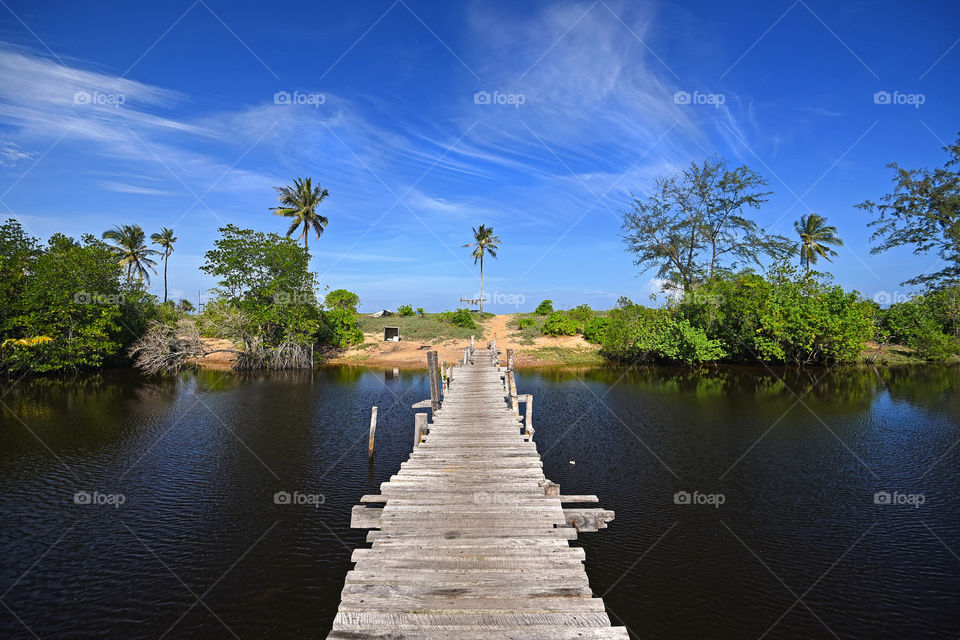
<box><xmin>163</xmin><ymin>255</ymin><xmax>169</xmax><ymax>303</ymax></box>
<box><xmin>479</xmin><ymin>253</ymin><xmax>484</xmax><ymax>316</ymax></box>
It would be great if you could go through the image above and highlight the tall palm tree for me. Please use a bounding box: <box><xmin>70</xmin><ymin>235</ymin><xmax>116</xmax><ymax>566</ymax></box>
<box><xmin>150</xmin><ymin>227</ymin><xmax>177</xmax><ymax>303</ymax></box>
<box><xmin>102</xmin><ymin>224</ymin><xmax>158</xmax><ymax>286</ymax></box>
<box><xmin>795</xmin><ymin>213</ymin><xmax>843</xmax><ymax>271</ymax></box>
<box><xmin>270</xmin><ymin>177</ymin><xmax>329</xmax><ymax>253</ymax></box>
<box><xmin>462</xmin><ymin>224</ymin><xmax>501</xmax><ymax>315</ymax></box>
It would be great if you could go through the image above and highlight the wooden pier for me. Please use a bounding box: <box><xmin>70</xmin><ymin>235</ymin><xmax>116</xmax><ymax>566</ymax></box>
<box><xmin>328</xmin><ymin>343</ymin><xmax>624</xmax><ymax>639</ymax></box>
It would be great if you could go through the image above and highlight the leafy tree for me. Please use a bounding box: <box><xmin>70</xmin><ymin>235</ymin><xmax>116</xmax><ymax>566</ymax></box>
<box><xmin>858</xmin><ymin>134</ymin><xmax>960</xmax><ymax>288</ymax></box>
<box><xmin>0</xmin><ymin>219</ymin><xmax>40</xmax><ymax>335</ymax></box>
<box><xmin>397</xmin><ymin>304</ymin><xmax>415</xmax><ymax>317</ymax></box>
<box><xmin>462</xmin><ymin>224</ymin><xmax>501</xmax><ymax>315</ymax></box>
<box><xmin>150</xmin><ymin>227</ymin><xmax>177</xmax><ymax>303</ymax></box>
<box><xmin>2</xmin><ymin>234</ymin><xmax>127</xmax><ymax>373</ymax></box>
<box><xmin>795</xmin><ymin>213</ymin><xmax>843</xmax><ymax>271</ymax></box>
<box><xmin>318</xmin><ymin>308</ymin><xmax>364</xmax><ymax>347</ymax></box>
<box><xmin>534</xmin><ymin>300</ymin><xmax>554</xmax><ymax>315</ymax></box>
<box><xmin>416</xmin><ymin>307</ymin><xmax>425</xmax><ymax>317</ymax></box>
<box><xmin>177</xmin><ymin>299</ymin><xmax>195</xmax><ymax>313</ymax></box>
<box><xmin>325</xmin><ymin>288</ymin><xmax>359</xmax><ymax>312</ymax></box>
<box><xmin>622</xmin><ymin>157</ymin><xmax>794</xmax><ymax>291</ymax></box>
<box><xmin>200</xmin><ymin>225</ymin><xmax>320</xmax><ymax>361</ymax></box>
<box><xmin>103</xmin><ymin>224</ymin><xmax>158</xmax><ymax>285</ymax></box>
<box><xmin>270</xmin><ymin>177</ymin><xmax>329</xmax><ymax>253</ymax></box>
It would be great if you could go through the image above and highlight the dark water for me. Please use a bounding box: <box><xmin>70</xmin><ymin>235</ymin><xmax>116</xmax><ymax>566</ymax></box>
<box><xmin>1</xmin><ymin>365</ymin><xmax>958</xmax><ymax>639</ymax></box>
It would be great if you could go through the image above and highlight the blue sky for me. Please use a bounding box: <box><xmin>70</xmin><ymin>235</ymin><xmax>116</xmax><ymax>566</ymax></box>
<box><xmin>0</xmin><ymin>0</ymin><xmax>958</xmax><ymax>312</ymax></box>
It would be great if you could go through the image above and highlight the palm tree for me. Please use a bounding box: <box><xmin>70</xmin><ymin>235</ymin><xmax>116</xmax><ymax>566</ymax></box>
<box><xmin>795</xmin><ymin>214</ymin><xmax>843</xmax><ymax>272</ymax></box>
<box><xmin>270</xmin><ymin>177</ymin><xmax>329</xmax><ymax>253</ymax></box>
<box><xmin>102</xmin><ymin>224</ymin><xmax>158</xmax><ymax>286</ymax></box>
<box><xmin>150</xmin><ymin>227</ymin><xmax>177</xmax><ymax>303</ymax></box>
<box><xmin>462</xmin><ymin>224</ymin><xmax>501</xmax><ymax>315</ymax></box>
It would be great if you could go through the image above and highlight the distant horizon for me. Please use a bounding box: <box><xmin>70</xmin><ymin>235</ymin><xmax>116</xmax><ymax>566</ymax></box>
<box><xmin>1</xmin><ymin>1</ymin><xmax>958</xmax><ymax>312</ymax></box>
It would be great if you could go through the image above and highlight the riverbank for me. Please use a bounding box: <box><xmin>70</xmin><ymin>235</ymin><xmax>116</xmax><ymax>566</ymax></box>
<box><xmin>190</xmin><ymin>315</ymin><xmax>948</xmax><ymax>371</ymax></box>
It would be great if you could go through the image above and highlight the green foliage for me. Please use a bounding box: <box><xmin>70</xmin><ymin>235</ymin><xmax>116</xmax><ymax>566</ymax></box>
<box><xmin>880</xmin><ymin>291</ymin><xmax>960</xmax><ymax>361</ymax></box>
<box><xmin>200</xmin><ymin>225</ymin><xmax>319</xmax><ymax>347</ymax></box>
<box><xmin>0</xmin><ymin>219</ymin><xmax>40</xmax><ymax>335</ymax></box>
<box><xmin>517</xmin><ymin>317</ymin><xmax>537</xmax><ymax>329</ymax></box>
<box><xmin>541</xmin><ymin>311</ymin><xmax>578</xmax><ymax>336</ymax></box>
<box><xmin>177</xmin><ymin>299</ymin><xmax>195</xmax><ymax>313</ymax></box>
<box><xmin>678</xmin><ymin>266</ymin><xmax>873</xmax><ymax>364</ymax></box>
<box><xmin>270</xmin><ymin>177</ymin><xmax>329</xmax><ymax>251</ymax></box>
<box><xmin>416</xmin><ymin>307</ymin><xmax>425</xmax><ymax>317</ymax></box>
<box><xmin>622</xmin><ymin>156</ymin><xmax>794</xmax><ymax>291</ymax></box>
<box><xmin>567</xmin><ymin>303</ymin><xmax>594</xmax><ymax>332</ymax></box>
<box><xmin>319</xmin><ymin>308</ymin><xmax>364</xmax><ymax>348</ymax></box>
<box><xmin>858</xmin><ymin>134</ymin><xmax>960</xmax><ymax>288</ymax></box>
<box><xmin>325</xmin><ymin>288</ymin><xmax>359</xmax><ymax>311</ymax></box>
<box><xmin>534</xmin><ymin>300</ymin><xmax>554</xmax><ymax>315</ymax></box>
<box><xmin>440</xmin><ymin>308</ymin><xmax>478</xmax><ymax>330</ymax></box>
<box><xmin>397</xmin><ymin>304</ymin><xmax>415</xmax><ymax>317</ymax></box>
<box><xmin>583</xmin><ymin>316</ymin><xmax>611</xmax><ymax>344</ymax></box>
<box><xmin>1</xmin><ymin>232</ymin><xmax>128</xmax><ymax>373</ymax></box>
<box><xmin>600</xmin><ymin>298</ymin><xmax>724</xmax><ymax>364</ymax></box>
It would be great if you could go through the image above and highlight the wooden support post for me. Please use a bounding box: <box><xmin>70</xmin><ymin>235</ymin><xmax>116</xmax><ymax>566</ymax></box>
<box><xmin>441</xmin><ymin>360</ymin><xmax>447</xmax><ymax>391</ymax></box>
<box><xmin>414</xmin><ymin>412</ymin><xmax>427</xmax><ymax>447</ymax></box>
<box><xmin>524</xmin><ymin>394</ymin><xmax>533</xmax><ymax>436</ymax></box>
<box><xmin>507</xmin><ymin>348</ymin><xmax>515</xmax><ymax>370</ymax></box>
<box><xmin>470</xmin><ymin>335</ymin><xmax>475</xmax><ymax>353</ymax></box>
<box><xmin>427</xmin><ymin>351</ymin><xmax>440</xmax><ymax>412</ymax></box>
<box><xmin>368</xmin><ymin>406</ymin><xmax>378</xmax><ymax>459</ymax></box>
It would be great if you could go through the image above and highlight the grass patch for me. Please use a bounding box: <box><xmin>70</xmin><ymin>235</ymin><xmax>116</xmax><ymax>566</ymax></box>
<box><xmin>859</xmin><ymin>342</ymin><xmax>959</xmax><ymax>365</ymax></box>
<box><xmin>526</xmin><ymin>346</ymin><xmax>605</xmax><ymax>366</ymax></box>
<box><xmin>357</xmin><ymin>313</ymin><xmax>483</xmax><ymax>342</ymax></box>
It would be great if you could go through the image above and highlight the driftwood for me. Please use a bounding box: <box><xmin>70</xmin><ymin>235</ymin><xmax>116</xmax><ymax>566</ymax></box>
<box><xmin>130</xmin><ymin>317</ymin><xmax>313</xmax><ymax>374</ymax></box>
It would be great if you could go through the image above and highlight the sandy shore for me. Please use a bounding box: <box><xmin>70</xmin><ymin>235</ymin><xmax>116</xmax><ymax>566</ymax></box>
<box><xmin>192</xmin><ymin>315</ymin><xmax>603</xmax><ymax>370</ymax></box>
<box><xmin>326</xmin><ymin>314</ymin><xmax>602</xmax><ymax>368</ymax></box>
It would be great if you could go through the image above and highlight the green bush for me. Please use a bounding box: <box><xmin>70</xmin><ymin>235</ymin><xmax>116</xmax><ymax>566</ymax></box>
<box><xmin>517</xmin><ymin>317</ymin><xmax>536</xmax><ymax>329</ymax></box>
<box><xmin>397</xmin><ymin>304</ymin><xmax>414</xmax><ymax>317</ymax></box>
<box><xmin>319</xmin><ymin>308</ymin><xmax>364</xmax><ymax>347</ymax></box>
<box><xmin>416</xmin><ymin>307</ymin><xmax>425</xmax><ymax>317</ymax></box>
<box><xmin>441</xmin><ymin>308</ymin><xmax>477</xmax><ymax>330</ymax></box>
<box><xmin>881</xmin><ymin>295</ymin><xmax>960</xmax><ymax>361</ymax></box>
<box><xmin>600</xmin><ymin>298</ymin><xmax>723</xmax><ymax>364</ymax></box>
<box><xmin>583</xmin><ymin>316</ymin><xmax>610</xmax><ymax>344</ymax></box>
<box><xmin>534</xmin><ymin>300</ymin><xmax>554</xmax><ymax>315</ymax></box>
<box><xmin>677</xmin><ymin>267</ymin><xmax>873</xmax><ymax>364</ymax></box>
<box><xmin>541</xmin><ymin>311</ymin><xmax>578</xmax><ymax>336</ymax></box>
<box><xmin>568</xmin><ymin>304</ymin><xmax>593</xmax><ymax>329</ymax></box>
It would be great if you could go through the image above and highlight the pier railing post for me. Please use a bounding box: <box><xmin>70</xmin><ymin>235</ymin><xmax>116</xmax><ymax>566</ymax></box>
<box><xmin>524</xmin><ymin>395</ymin><xmax>533</xmax><ymax>437</ymax></box>
<box><xmin>414</xmin><ymin>412</ymin><xmax>427</xmax><ymax>447</ymax></box>
<box><xmin>427</xmin><ymin>351</ymin><xmax>441</xmax><ymax>412</ymax></box>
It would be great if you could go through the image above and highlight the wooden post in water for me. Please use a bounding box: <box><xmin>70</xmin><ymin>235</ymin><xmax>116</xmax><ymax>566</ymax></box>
<box><xmin>368</xmin><ymin>406</ymin><xmax>378</xmax><ymax>459</ymax></box>
<box><xmin>414</xmin><ymin>412</ymin><xmax>427</xmax><ymax>447</ymax></box>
